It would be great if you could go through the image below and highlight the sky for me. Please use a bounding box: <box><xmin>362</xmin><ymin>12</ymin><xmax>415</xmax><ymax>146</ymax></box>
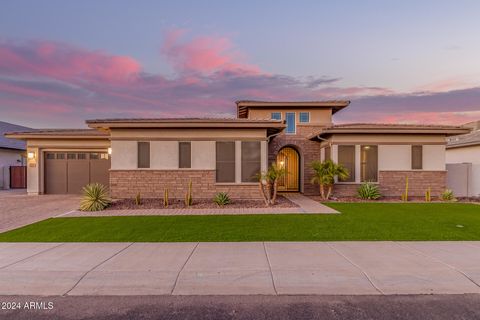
<box><xmin>0</xmin><ymin>0</ymin><xmax>479</xmax><ymax>128</ymax></box>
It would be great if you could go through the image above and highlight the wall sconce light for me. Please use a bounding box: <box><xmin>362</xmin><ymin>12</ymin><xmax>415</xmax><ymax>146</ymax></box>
<box><xmin>107</xmin><ymin>147</ymin><xmax>112</xmax><ymax>155</ymax></box>
<box><xmin>27</xmin><ymin>151</ymin><xmax>36</xmax><ymax>160</ymax></box>
<box><xmin>279</xmin><ymin>160</ymin><xmax>285</xmax><ymax>167</ymax></box>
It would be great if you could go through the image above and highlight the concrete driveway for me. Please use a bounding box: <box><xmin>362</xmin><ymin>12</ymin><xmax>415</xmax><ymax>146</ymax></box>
<box><xmin>1</xmin><ymin>241</ymin><xmax>480</xmax><ymax>296</ymax></box>
<box><xmin>0</xmin><ymin>190</ymin><xmax>80</xmax><ymax>233</ymax></box>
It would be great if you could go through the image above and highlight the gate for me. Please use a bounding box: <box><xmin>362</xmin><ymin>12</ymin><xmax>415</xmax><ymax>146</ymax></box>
<box><xmin>10</xmin><ymin>166</ymin><xmax>27</xmax><ymax>189</ymax></box>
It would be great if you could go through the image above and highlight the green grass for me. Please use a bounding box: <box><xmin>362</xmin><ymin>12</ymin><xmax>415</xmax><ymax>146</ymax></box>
<box><xmin>1</xmin><ymin>203</ymin><xmax>479</xmax><ymax>242</ymax></box>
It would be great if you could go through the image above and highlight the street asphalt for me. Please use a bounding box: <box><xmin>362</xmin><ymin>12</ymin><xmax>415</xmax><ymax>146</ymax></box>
<box><xmin>1</xmin><ymin>294</ymin><xmax>480</xmax><ymax>320</ymax></box>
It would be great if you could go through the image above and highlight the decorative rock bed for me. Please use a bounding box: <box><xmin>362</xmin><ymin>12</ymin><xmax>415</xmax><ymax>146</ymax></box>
<box><xmin>107</xmin><ymin>195</ymin><xmax>298</xmax><ymax>210</ymax></box>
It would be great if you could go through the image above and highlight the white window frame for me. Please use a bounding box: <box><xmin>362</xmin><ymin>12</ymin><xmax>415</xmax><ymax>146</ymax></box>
<box><xmin>285</xmin><ymin>112</ymin><xmax>296</xmax><ymax>134</ymax></box>
<box><xmin>271</xmin><ymin>112</ymin><xmax>282</xmax><ymax>120</ymax></box>
<box><xmin>299</xmin><ymin>112</ymin><xmax>310</xmax><ymax>123</ymax></box>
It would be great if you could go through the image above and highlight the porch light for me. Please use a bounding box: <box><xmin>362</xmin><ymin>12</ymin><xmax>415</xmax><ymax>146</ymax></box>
<box><xmin>279</xmin><ymin>160</ymin><xmax>285</xmax><ymax>167</ymax></box>
<box><xmin>107</xmin><ymin>147</ymin><xmax>112</xmax><ymax>155</ymax></box>
<box><xmin>27</xmin><ymin>151</ymin><xmax>36</xmax><ymax>160</ymax></box>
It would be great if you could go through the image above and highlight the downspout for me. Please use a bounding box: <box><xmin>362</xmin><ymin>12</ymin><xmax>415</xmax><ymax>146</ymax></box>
<box><xmin>267</xmin><ymin>132</ymin><xmax>282</xmax><ymax>143</ymax></box>
<box><xmin>316</xmin><ymin>134</ymin><xmax>328</xmax><ymax>142</ymax></box>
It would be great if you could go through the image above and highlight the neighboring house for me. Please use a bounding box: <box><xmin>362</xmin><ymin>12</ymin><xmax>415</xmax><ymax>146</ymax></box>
<box><xmin>446</xmin><ymin>121</ymin><xmax>480</xmax><ymax>197</ymax></box>
<box><xmin>6</xmin><ymin>101</ymin><xmax>469</xmax><ymax>198</ymax></box>
<box><xmin>0</xmin><ymin>121</ymin><xmax>31</xmax><ymax>189</ymax></box>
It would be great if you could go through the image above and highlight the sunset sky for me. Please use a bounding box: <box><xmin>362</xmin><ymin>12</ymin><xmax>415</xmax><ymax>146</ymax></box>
<box><xmin>1</xmin><ymin>0</ymin><xmax>479</xmax><ymax>128</ymax></box>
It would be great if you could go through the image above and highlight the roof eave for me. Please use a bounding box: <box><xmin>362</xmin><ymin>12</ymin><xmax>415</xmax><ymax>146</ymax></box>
<box><xmin>86</xmin><ymin>120</ymin><xmax>285</xmax><ymax>130</ymax></box>
<box><xmin>235</xmin><ymin>101</ymin><xmax>351</xmax><ymax>118</ymax></box>
<box><xmin>4</xmin><ymin>134</ymin><xmax>109</xmax><ymax>140</ymax></box>
<box><xmin>309</xmin><ymin>128</ymin><xmax>471</xmax><ymax>141</ymax></box>
<box><xmin>447</xmin><ymin>142</ymin><xmax>480</xmax><ymax>149</ymax></box>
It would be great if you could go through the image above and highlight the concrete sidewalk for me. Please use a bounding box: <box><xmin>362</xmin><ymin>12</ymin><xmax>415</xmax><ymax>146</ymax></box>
<box><xmin>1</xmin><ymin>242</ymin><xmax>480</xmax><ymax>296</ymax></box>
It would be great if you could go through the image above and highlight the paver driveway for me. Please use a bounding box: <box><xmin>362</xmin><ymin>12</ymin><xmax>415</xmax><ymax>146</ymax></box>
<box><xmin>0</xmin><ymin>190</ymin><xmax>79</xmax><ymax>233</ymax></box>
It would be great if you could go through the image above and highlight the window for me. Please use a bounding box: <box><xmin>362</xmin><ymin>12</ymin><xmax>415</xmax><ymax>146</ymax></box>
<box><xmin>412</xmin><ymin>145</ymin><xmax>423</xmax><ymax>170</ymax></box>
<box><xmin>77</xmin><ymin>153</ymin><xmax>87</xmax><ymax>160</ymax></box>
<box><xmin>216</xmin><ymin>142</ymin><xmax>235</xmax><ymax>182</ymax></box>
<box><xmin>285</xmin><ymin>112</ymin><xmax>296</xmax><ymax>134</ymax></box>
<box><xmin>138</xmin><ymin>142</ymin><xmax>150</xmax><ymax>168</ymax></box>
<box><xmin>46</xmin><ymin>153</ymin><xmax>55</xmax><ymax>160</ymax></box>
<box><xmin>56</xmin><ymin>153</ymin><xmax>65</xmax><ymax>160</ymax></box>
<box><xmin>179</xmin><ymin>142</ymin><xmax>191</xmax><ymax>168</ymax></box>
<box><xmin>324</xmin><ymin>146</ymin><xmax>331</xmax><ymax>161</ymax></box>
<box><xmin>241</xmin><ymin>141</ymin><xmax>261</xmax><ymax>182</ymax></box>
<box><xmin>338</xmin><ymin>145</ymin><xmax>355</xmax><ymax>182</ymax></box>
<box><xmin>90</xmin><ymin>153</ymin><xmax>99</xmax><ymax>160</ymax></box>
<box><xmin>271</xmin><ymin>112</ymin><xmax>281</xmax><ymax>120</ymax></box>
<box><xmin>67</xmin><ymin>153</ymin><xmax>76</xmax><ymax>160</ymax></box>
<box><xmin>361</xmin><ymin>145</ymin><xmax>378</xmax><ymax>182</ymax></box>
<box><xmin>299</xmin><ymin>112</ymin><xmax>310</xmax><ymax>123</ymax></box>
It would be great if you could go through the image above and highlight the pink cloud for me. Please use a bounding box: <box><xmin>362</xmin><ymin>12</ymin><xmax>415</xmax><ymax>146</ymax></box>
<box><xmin>360</xmin><ymin>110</ymin><xmax>480</xmax><ymax>125</ymax></box>
<box><xmin>0</xmin><ymin>40</ymin><xmax>141</xmax><ymax>84</ymax></box>
<box><xmin>413</xmin><ymin>77</ymin><xmax>474</xmax><ymax>93</ymax></box>
<box><xmin>161</xmin><ymin>29</ymin><xmax>260</xmax><ymax>75</ymax></box>
<box><xmin>0</xmin><ymin>32</ymin><xmax>479</xmax><ymax>128</ymax></box>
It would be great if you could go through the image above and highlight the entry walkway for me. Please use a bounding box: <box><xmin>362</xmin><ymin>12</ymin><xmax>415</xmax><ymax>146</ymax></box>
<box><xmin>283</xmin><ymin>193</ymin><xmax>339</xmax><ymax>214</ymax></box>
<box><xmin>1</xmin><ymin>242</ymin><xmax>480</xmax><ymax>296</ymax></box>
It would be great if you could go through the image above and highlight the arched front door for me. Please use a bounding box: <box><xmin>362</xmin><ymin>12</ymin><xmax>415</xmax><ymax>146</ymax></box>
<box><xmin>276</xmin><ymin>147</ymin><xmax>300</xmax><ymax>192</ymax></box>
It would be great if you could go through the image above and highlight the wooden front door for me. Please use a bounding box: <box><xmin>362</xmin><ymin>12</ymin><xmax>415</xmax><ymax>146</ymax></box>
<box><xmin>276</xmin><ymin>147</ymin><xmax>300</xmax><ymax>191</ymax></box>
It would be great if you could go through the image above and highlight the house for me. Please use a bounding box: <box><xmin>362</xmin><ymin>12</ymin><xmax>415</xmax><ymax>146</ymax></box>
<box><xmin>5</xmin><ymin>101</ymin><xmax>469</xmax><ymax>198</ymax></box>
<box><xmin>0</xmin><ymin>121</ymin><xmax>31</xmax><ymax>189</ymax></box>
<box><xmin>446</xmin><ymin>121</ymin><xmax>480</xmax><ymax>197</ymax></box>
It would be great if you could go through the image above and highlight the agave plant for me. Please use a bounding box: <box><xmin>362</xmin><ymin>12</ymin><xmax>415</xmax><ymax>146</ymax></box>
<box><xmin>213</xmin><ymin>192</ymin><xmax>231</xmax><ymax>206</ymax></box>
<box><xmin>79</xmin><ymin>183</ymin><xmax>111</xmax><ymax>211</ymax></box>
<box><xmin>441</xmin><ymin>189</ymin><xmax>456</xmax><ymax>201</ymax></box>
<box><xmin>357</xmin><ymin>182</ymin><xmax>382</xmax><ymax>200</ymax></box>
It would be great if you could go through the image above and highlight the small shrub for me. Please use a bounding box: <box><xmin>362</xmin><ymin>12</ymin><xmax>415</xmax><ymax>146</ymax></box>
<box><xmin>357</xmin><ymin>182</ymin><xmax>381</xmax><ymax>200</ymax></box>
<box><xmin>213</xmin><ymin>192</ymin><xmax>231</xmax><ymax>206</ymax></box>
<box><xmin>441</xmin><ymin>189</ymin><xmax>456</xmax><ymax>201</ymax></box>
<box><xmin>135</xmin><ymin>192</ymin><xmax>142</xmax><ymax>206</ymax></box>
<box><xmin>79</xmin><ymin>183</ymin><xmax>111</xmax><ymax>211</ymax></box>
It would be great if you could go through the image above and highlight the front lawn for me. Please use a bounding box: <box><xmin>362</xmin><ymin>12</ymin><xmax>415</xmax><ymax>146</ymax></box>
<box><xmin>0</xmin><ymin>203</ymin><xmax>479</xmax><ymax>242</ymax></box>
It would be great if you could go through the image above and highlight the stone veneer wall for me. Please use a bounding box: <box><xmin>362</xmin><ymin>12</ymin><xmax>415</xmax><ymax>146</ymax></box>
<box><xmin>268</xmin><ymin>125</ymin><xmax>325</xmax><ymax>196</ymax></box>
<box><xmin>110</xmin><ymin>170</ymin><xmax>261</xmax><ymax>199</ymax></box>
<box><xmin>378</xmin><ymin>170</ymin><xmax>447</xmax><ymax>197</ymax></box>
<box><xmin>333</xmin><ymin>170</ymin><xmax>447</xmax><ymax>198</ymax></box>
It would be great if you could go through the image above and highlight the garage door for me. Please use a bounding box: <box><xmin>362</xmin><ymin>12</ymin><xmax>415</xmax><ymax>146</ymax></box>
<box><xmin>44</xmin><ymin>152</ymin><xmax>110</xmax><ymax>194</ymax></box>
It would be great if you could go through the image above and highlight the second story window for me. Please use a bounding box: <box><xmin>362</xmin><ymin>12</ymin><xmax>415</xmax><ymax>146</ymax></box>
<box><xmin>285</xmin><ymin>112</ymin><xmax>296</xmax><ymax>134</ymax></box>
<box><xmin>271</xmin><ymin>112</ymin><xmax>281</xmax><ymax>120</ymax></box>
<box><xmin>299</xmin><ymin>112</ymin><xmax>310</xmax><ymax>123</ymax></box>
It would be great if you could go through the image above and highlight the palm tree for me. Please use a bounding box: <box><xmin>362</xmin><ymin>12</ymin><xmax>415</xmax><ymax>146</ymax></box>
<box><xmin>256</xmin><ymin>163</ymin><xmax>287</xmax><ymax>206</ymax></box>
<box><xmin>310</xmin><ymin>160</ymin><xmax>349</xmax><ymax>200</ymax></box>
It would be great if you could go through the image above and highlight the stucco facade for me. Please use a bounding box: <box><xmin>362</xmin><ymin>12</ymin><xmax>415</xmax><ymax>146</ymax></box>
<box><xmin>312</xmin><ymin>125</ymin><xmax>463</xmax><ymax>198</ymax></box>
<box><xmin>6</xmin><ymin>101</ymin><xmax>469</xmax><ymax>199</ymax></box>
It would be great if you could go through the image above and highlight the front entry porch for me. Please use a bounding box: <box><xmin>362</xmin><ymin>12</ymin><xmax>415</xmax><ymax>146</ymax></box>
<box><xmin>276</xmin><ymin>146</ymin><xmax>300</xmax><ymax>192</ymax></box>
